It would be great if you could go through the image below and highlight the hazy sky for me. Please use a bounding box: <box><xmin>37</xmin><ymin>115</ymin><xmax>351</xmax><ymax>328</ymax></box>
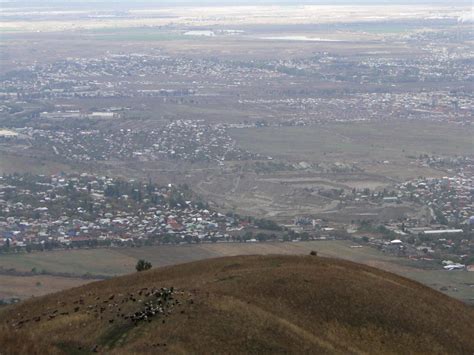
<box><xmin>2</xmin><ymin>0</ymin><xmax>472</xmax><ymax>6</ymax></box>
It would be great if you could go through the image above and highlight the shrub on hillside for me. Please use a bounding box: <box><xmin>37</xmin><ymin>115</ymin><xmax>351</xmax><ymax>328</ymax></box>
<box><xmin>135</xmin><ymin>259</ymin><xmax>152</xmax><ymax>272</ymax></box>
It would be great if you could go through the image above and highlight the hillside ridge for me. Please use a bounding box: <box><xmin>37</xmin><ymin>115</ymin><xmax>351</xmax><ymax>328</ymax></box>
<box><xmin>1</xmin><ymin>255</ymin><xmax>473</xmax><ymax>354</ymax></box>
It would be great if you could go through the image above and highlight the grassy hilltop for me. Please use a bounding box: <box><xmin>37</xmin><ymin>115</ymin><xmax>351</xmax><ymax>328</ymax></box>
<box><xmin>1</xmin><ymin>255</ymin><xmax>473</xmax><ymax>354</ymax></box>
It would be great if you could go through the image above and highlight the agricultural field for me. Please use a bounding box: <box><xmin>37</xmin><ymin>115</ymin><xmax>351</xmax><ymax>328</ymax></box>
<box><xmin>229</xmin><ymin>120</ymin><xmax>474</xmax><ymax>178</ymax></box>
<box><xmin>85</xmin><ymin>29</ymin><xmax>193</xmax><ymax>42</ymax></box>
<box><xmin>0</xmin><ymin>249</ymin><xmax>136</xmax><ymax>277</ymax></box>
<box><xmin>0</xmin><ymin>274</ymin><xmax>96</xmax><ymax>300</ymax></box>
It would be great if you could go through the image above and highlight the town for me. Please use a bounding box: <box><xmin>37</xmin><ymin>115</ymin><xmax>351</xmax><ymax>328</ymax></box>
<box><xmin>26</xmin><ymin>120</ymin><xmax>262</xmax><ymax>163</ymax></box>
<box><xmin>1</xmin><ymin>171</ymin><xmax>472</xmax><ymax>273</ymax></box>
<box><xmin>0</xmin><ymin>173</ymin><xmax>289</xmax><ymax>251</ymax></box>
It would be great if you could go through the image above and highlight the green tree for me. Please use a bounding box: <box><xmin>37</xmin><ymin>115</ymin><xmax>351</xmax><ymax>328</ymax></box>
<box><xmin>135</xmin><ymin>259</ymin><xmax>152</xmax><ymax>272</ymax></box>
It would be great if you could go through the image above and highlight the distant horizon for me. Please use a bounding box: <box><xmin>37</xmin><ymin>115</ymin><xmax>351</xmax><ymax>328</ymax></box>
<box><xmin>1</xmin><ymin>0</ymin><xmax>472</xmax><ymax>6</ymax></box>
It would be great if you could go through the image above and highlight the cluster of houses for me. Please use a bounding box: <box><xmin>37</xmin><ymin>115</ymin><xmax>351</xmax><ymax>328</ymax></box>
<box><xmin>290</xmin><ymin>169</ymin><xmax>474</xmax><ymax>269</ymax></box>
<box><xmin>0</xmin><ymin>129</ymin><xmax>19</xmax><ymax>139</ymax></box>
<box><xmin>396</xmin><ymin>173</ymin><xmax>474</xmax><ymax>226</ymax></box>
<box><xmin>0</xmin><ymin>53</ymin><xmax>284</xmax><ymax>102</ymax></box>
<box><xmin>0</xmin><ymin>174</ymin><xmax>258</xmax><ymax>251</ymax></box>
<box><xmin>357</xmin><ymin>172</ymin><xmax>473</xmax><ymax>267</ymax></box>
<box><xmin>239</xmin><ymin>89</ymin><xmax>473</xmax><ymax>126</ymax></box>
<box><xmin>264</xmin><ymin>41</ymin><xmax>472</xmax><ymax>84</ymax></box>
<box><xmin>415</xmin><ymin>155</ymin><xmax>473</xmax><ymax>171</ymax></box>
<box><xmin>378</xmin><ymin>230</ymin><xmax>472</xmax><ymax>264</ymax></box>
<box><xmin>39</xmin><ymin>110</ymin><xmax>121</xmax><ymax>120</ymax></box>
<box><xmin>27</xmin><ymin>120</ymin><xmax>261</xmax><ymax>163</ymax></box>
<box><xmin>2</xmin><ymin>45</ymin><xmax>470</xmax><ymax>129</ymax></box>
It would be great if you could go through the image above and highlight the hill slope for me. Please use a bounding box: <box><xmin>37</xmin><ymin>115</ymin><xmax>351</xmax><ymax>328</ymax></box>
<box><xmin>1</xmin><ymin>255</ymin><xmax>473</xmax><ymax>354</ymax></box>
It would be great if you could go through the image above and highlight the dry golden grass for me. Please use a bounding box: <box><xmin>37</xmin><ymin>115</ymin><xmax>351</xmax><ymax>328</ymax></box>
<box><xmin>0</xmin><ymin>255</ymin><xmax>473</xmax><ymax>354</ymax></box>
<box><xmin>0</xmin><ymin>325</ymin><xmax>62</xmax><ymax>355</ymax></box>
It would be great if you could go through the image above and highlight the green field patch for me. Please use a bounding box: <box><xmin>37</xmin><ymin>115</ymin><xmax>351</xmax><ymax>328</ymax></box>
<box><xmin>84</xmin><ymin>28</ymin><xmax>201</xmax><ymax>42</ymax></box>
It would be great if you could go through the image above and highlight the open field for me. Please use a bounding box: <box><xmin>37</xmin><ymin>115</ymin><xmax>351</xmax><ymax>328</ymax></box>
<box><xmin>0</xmin><ymin>150</ymin><xmax>72</xmax><ymax>175</ymax></box>
<box><xmin>229</xmin><ymin>121</ymin><xmax>474</xmax><ymax>171</ymax></box>
<box><xmin>1</xmin><ymin>241</ymin><xmax>472</xmax><ymax>303</ymax></box>
<box><xmin>0</xmin><ymin>249</ymin><xmax>136</xmax><ymax>277</ymax></box>
<box><xmin>0</xmin><ymin>241</ymin><xmax>402</xmax><ymax>276</ymax></box>
<box><xmin>0</xmin><ymin>275</ymin><xmax>97</xmax><ymax>300</ymax></box>
<box><xmin>85</xmin><ymin>29</ymin><xmax>194</xmax><ymax>42</ymax></box>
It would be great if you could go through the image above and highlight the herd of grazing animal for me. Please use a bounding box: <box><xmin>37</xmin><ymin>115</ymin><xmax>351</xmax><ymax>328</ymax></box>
<box><xmin>7</xmin><ymin>286</ymin><xmax>194</xmax><ymax>330</ymax></box>
<box><xmin>127</xmin><ymin>287</ymin><xmax>179</xmax><ymax>325</ymax></box>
